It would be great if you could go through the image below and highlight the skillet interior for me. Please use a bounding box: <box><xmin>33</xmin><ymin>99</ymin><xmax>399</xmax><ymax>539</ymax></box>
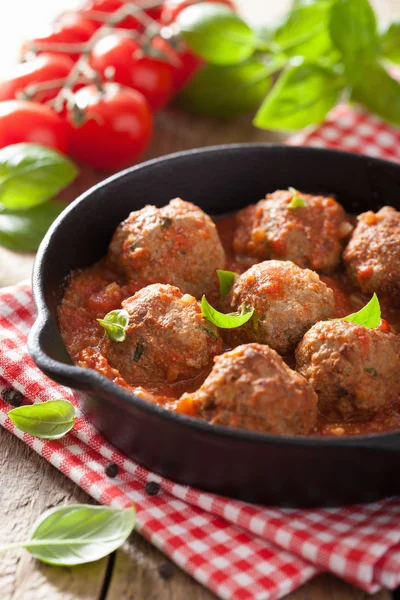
<box><xmin>29</xmin><ymin>144</ymin><xmax>400</xmax><ymax>507</ymax></box>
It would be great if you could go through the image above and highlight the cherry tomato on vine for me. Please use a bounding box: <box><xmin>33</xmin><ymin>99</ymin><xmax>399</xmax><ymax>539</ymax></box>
<box><xmin>80</xmin><ymin>0</ymin><xmax>162</xmax><ymax>31</ymax></box>
<box><xmin>161</xmin><ymin>0</ymin><xmax>235</xmax><ymax>23</ymax></box>
<box><xmin>151</xmin><ymin>36</ymin><xmax>202</xmax><ymax>91</ymax></box>
<box><xmin>67</xmin><ymin>83</ymin><xmax>152</xmax><ymax>171</ymax></box>
<box><xmin>0</xmin><ymin>101</ymin><xmax>69</xmax><ymax>154</ymax></box>
<box><xmin>90</xmin><ymin>34</ymin><xmax>174</xmax><ymax>110</ymax></box>
<box><xmin>0</xmin><ymin>54</ymin><xmax>75</xmax><ymax>104</ymax></box>
<box><xmin>21</xmin><ymin>14</ymin><xmax>97</xmax><ymax>62</ymax></box>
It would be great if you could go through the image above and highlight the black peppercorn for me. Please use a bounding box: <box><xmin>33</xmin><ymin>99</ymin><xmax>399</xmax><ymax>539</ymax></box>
<box><xmin>1</xmin><ymin>388</ymin><xmax>23</xmax><ymax>407</ymax></box>
<box><xmin>145</xmin><ymin>481</ymin><xmax>160</xmax><ymax>496</ymax></box>
<box><xmin>104</xmin><ymin>462</ymin><xmax>119</xmax><ymax>478</ymax></box>
<box><xmin>158</xmin><ymin>562</ymin><xmax>174</xmax><ymax>580</ymax></box>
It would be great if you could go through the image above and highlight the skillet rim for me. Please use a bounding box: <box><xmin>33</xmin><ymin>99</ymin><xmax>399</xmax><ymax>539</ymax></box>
<box><xmin>28</xmin><ymin>142</ymin><xmax>400</xmax><ymax>450</ymax></box>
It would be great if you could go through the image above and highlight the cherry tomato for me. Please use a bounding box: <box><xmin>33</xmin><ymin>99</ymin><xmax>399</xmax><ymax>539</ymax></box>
<box><xmin>21</xmin><ymin>14</ymin><xmax>97</xmax><ymax>62</ymax></box>
<box><xmin>151</xmin><ymin>36</ymin><xmax>202</xmax><ymax>91</ymax></box>
<box><xmin>377</xmin><ymin>318</ymin><xmax>391</xmax><ymax>332</ymax></box>
<box><xmin>90</xmin><ymin>34</ymin><xmax>174</xmax><ymax>110</ymax></box>
<box><xmin>0</xmin><ymin>54</ymin><xmax>74</xmax><ymax>104</ymax></box>
<box><xmin>0</xmin><ymin>101</ymin><xmax>69</xmax><ymax>154</ymax></box>
<box><xmin>80</xmin><ymin>0</ymin><xmax>162</xmax><ymax>31</ymax></box>
<box><xmin>67</xmin><ymin>83</ymin><xmax>152</xmax><ymax>171</ymax></box>
<box><xmin>161</xmin><ymin>0</ymin><xmax>235</xmax><ymax>23</ymax></box>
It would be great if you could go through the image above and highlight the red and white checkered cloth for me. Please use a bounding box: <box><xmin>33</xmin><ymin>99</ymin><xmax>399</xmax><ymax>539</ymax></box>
<box><xmin>1</xmin><ymin>103</ymin><xmax>400</xmax><ymax>600</ymax></box>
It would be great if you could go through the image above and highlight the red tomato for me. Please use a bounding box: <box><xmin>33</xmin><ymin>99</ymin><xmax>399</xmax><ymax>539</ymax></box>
<box><xmin>0</xmin><ymin>54</ymin><xmax>74</xmax><ymax>104</ymax></box>
<box><xmin>161</xmin><ymin>0</ymin><xmax>235</xmax><ymax>23</ymax></box>
<box><xmin>67</xmin><ymin>83</ymin><xmax>152</xmax><ymax>171</ymax></box>
<box><xmin>21</xmin><ymin>14</ymin><xmax>97</xmax><ymax>62</ymax></box>
<box><xmin>151</xmin><ymin>36</ymin><xmax>202</xmax><ymax>91</ymax></box>
<box><xmin>80</xmin><ymin>0</ymin><xmax>162</xmax><ymax>31</ymax></box>
<box><xmin>90</xmin><ymin>34</ymin><xmax>174</xmax><ymax>110</ymax></box>
<box><xmin>0</xmin><ymin>101</ymin><xmax>69</xmax><ymax>154</ymax></box>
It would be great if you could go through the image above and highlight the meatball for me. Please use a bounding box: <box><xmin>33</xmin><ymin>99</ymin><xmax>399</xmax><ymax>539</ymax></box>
<box><xmin>108</xmin><ymin>198</ymin><xmax>225</xmax><ymax>298</ymax></box>
<box><xmin>296</xmin><ymin>320</ymin><xmax>400</xmax><ymax>421</ymax></box>
<box><xmin>233</xmin><ymin>189</ymin><xmax>353</xmax><ymax>272</ymax></box>
<box><xmin>179</xmin><ymin>343</ymin><xmax>318</xmax><ymax>435</ymax></box>
<box><xmin>101</xmin><ymin>284</ymin><xmax>222</xmax><ymax>384</ymax></box>
<box><xmin>343</xmin><ymin>206</ymin><xmax>400</xmax><ymax>299</ymax></box>
<box><xmin>224</xmin><ymin>260</ymin><xmax>334</xmax><ymax>354</ymax></box>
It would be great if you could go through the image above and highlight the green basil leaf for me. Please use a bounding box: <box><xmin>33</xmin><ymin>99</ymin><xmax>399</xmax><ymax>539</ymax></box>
<box><xmin>0</xmin><ymin>144</ymin><xmax>78</xmax><ymax>210</ymax></box>
<box><xmin>176</xmin><ymin>60</ymin><xmax>272</xmax><ymax>118</ymax></box>
<box><xmin>380</xmin><ymin>20</ymin><xmax>400</xmax><ymax>64</ymax></box>
<box><xmin>337</xmin><ymin>293</ymin><xmax>381</xmax><ymax>329</ymax></box>
<box><xmin>349</xmin><ymin>60</ymin><xmax>400</xmax><ymax>127</ymax></box>
<box><xmin>217</xmin><ymin>269</ymin><xmax>237</xmax><ymax>299</ymax></box>
<box><xmin>329</xmin><ymin>0</ymin><xmax>379</xmax><ymax>61</ymax></box>
<box><xmin>254</xmin><ymin>62</ymin><xmax>343</xmax><ymax>131</ymax></box>
<box><xmin>201</xmin><ymin>296</ymin><xmax>254</xmax><ymax>329</ymax></box>
<box><xmin>0</xmin><ymin>200</ymin><xmax>65</xmax><ymax>252</ymax></box>
<box><xmin>287</xmin><ymin>187</ymin><xmax>307</xmax><ymax>208</ymax></box>
<box><xmin>0</xmin><ymin>504</ymin><xmax>135</xmax><ymax>566</ymax></box>
<box><xmin>177</xmin><ymin>3</ymin><xmax>257</xmax><ymax>65</ymax></box>
<box><xmin>97</xmin><ymin>309</ymin><xmax>129</xmax><ymax>342</ymax></box>
<box><xmin>273</xmin><ymin>2</ymin><xmax>334</xmax><ymax>60</ymax></box>
<box><xmin>8</xmin><ymin>400</ymin><xmax>75</xmax><ymax>439</ymax></box>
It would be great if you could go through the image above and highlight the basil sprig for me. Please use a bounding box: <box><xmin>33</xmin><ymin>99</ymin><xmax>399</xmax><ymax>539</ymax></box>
<box><xmin>97</xmin><ymin>309</ymin><xmax>130</xmax><ymax>342</ymax></box>
<box><xmin>8</xmin><ymin>399</ymin><xmax>75</xmax><ymax>439</ymax></box>
<box><xmin>177</xmin><ymin>0</ymin><xmax>400</xmax><ymax>129</ymax></box>
<box><xmin>0</xmin><ymin>143</ymin><xmax>78</xmax><ymax>252</ymax></box>
<box><xmin>201</xmin><ymin>295</ymin><xmax>254</xmax><ymax>328</ymax></box>
<box><xmin>217</xmin><ymin>269</ymin><xmax>237</xmax><ymax>299</ymax></box>
<box><xmin>287</xmin><ymin>187</ymin><xmax>307</xmax><ymax>209</ymax></box>
<box><xmin>336</xmin><ymin>293</ymin><xmax>381</xmax><ymax>329</ymax></box>
<box><xmin>0</xmin><ymin>504</ymin><xmax>135</xmax><ymax>566</ymax></box>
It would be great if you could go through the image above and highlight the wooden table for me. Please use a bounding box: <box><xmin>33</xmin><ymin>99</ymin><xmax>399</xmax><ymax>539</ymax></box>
<box><xmin>1</xmin><ymin>1</ymin><xmax>399</xmax><ymax>598</ymax></box>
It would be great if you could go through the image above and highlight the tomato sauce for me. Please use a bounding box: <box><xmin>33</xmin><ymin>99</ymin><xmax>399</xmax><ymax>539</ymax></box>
<box><xmin>58</xmin><ymin>214</ymin><xmax>400</xmax><ymax>437</ymax></box>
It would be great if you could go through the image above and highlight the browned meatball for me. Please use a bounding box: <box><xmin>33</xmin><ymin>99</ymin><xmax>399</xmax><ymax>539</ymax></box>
<box><xmin>225</xmin><ymin>260</ymin><xmax>334</xmax><ymax>354</ymax></box>
<box><xmin>102</xmin><ymin>284</ymin><xmax>222</xmax><ymax>384</ymax></box>
<box><xmin>108</xmin><ymin>198</ymin><xmax>225</xmax><ymax>298</ymax></box>
<box><xmin>343</xmin><ymin>206</ymin><xmax>400</xmax><ymax>299</ymax></box>
<box><xmin>233</xmin><ymin>189</ymin><xmax>353</xmax><ymax>272</ymax></box>
<box><xmin>179</xmin><ymin>343</ymin><xmax>318</xmax><ymax>435</ymax></box>
<box><xmin>296</xmin><ymin>320</ymin><xmax>400</xmax><ymax>421</ymax></box>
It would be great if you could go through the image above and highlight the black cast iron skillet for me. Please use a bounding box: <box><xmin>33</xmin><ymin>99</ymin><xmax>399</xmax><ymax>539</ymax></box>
<box><xmin>28</xmin><ymin>144</ymin><xmax>400</xmax><ymax>508</ymax></box>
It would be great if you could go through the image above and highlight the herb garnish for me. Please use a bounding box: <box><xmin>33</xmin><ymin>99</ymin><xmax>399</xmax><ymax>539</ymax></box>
<box><xmin>217</xmin><ymin>269</ymin><xmax>237</xmax><ymax>299</ymax></box>
<box><xmin>335</xmin><ymin>293</ymin><xmax>381</xmax><ymax>329</ymax></box>
<box><xmin>97</xmin><ymin>309</ymin><xmax>129</xmax><ymax>342</ymax></box>
<box><xmin>0</xmin><ymin>504</ymin><xmax>135</xmax><ymax>566</ymax></box>
<box><xmin>287</xmin><ymin>187</ymin><xmax>307</xmax><ymax>209</ymax></box>
<box><xmin>133</xmin><ymin>342</ymin><xmax>144</xmax><ymax>362</ymax></box>
<box><xmin>8</xmin><ymin>399</ymin><xmax>75</xmax><ymax>439</ymax></box>
<box><xmin>201</xmin><ymin>296</ymin><xmax>254</xmax><ymax>329</ymax></box>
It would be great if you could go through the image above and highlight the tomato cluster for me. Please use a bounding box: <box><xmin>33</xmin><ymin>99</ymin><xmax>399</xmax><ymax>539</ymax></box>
<box><xmin>0</xmin><ymin>0</ymin><xmax>233</xmax><ymax>171</ymax></box>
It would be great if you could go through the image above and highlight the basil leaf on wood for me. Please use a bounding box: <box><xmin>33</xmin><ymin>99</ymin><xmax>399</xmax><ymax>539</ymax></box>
<box><xmin>0</xmin><ymin>200</ymin><xmax>65</xmax><ymax>252</ymax></box>
<box><xmin>273</xmin><ymin>2</ymin><xmax>334</xmax><ymax>60</ymax></box>
<box><xmin>254</xmin><ymin>62</ymin><xmax>343</xmax><ymax>131</ymax></box>
<box><xmin>0</xmin><ymin>143</ymin><xmax>77</xmax><ymax>210</ymax></box>
<box><xmin>337</xmin><ymin>293</ymin><xmax>381</xmax><ymax>329</ymax></box>
<box><xmin>217</xmin><ymin>269</ymin><xmax>237</xmax><ymax>299</ymax></box>
<box><xmin>97</xmin><ymin>309</ymin><xmax>129</xmax><ymax>342</ymax></box>
<box><xmin>287</xmin><ymin>187</ymin><xmax>307</xmax><ymax>208</ymax></box>
<box><xmin>177</xmin><ymin>60</ymin><xmax>272</xmax><ymax>118</ymax></box>
<box><xmin>349</xmin><ymin>60</ymin><xmax>400</xmax><ymax>127</ymax></box>
<box><xmin>329</xmin><ymin>0</ymin><xmax>379</xmax><ymax>61</ymax></box>
<box><xmin>177</xmin><ymin>3</ymin><xmax>258</xmax><ymax>65</ymax></box>
<box><xmin>380</xmin><ymin>20</ymin><xmax>400</xmax><ymax>64</ymax></box>
<box><xmin>8</xmin><ymin>400</ymin><xmax>75</xmax><ymax>439</ymax></box>
<box><xmin>201</xmin><ymin>296</ymin><xmax>254</xmax><ymax>328</ymax></box>
<box><xmin>0</xmin><ymin>504</ymin><xmax>135</xmax><ymax>566</ymax></box>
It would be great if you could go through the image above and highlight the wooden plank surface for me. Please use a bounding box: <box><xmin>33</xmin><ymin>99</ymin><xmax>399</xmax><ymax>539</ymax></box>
<box><xmin>1</xmin><ymin>1</ymin><xmax>399</xmax><ymax>599</ymax></box>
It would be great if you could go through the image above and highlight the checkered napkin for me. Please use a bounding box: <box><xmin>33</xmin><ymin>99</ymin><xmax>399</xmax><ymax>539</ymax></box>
<box><xmin>1</xmin><ymin>104</ymin><xmax>400</xmax><ymax>600</ymax></box>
